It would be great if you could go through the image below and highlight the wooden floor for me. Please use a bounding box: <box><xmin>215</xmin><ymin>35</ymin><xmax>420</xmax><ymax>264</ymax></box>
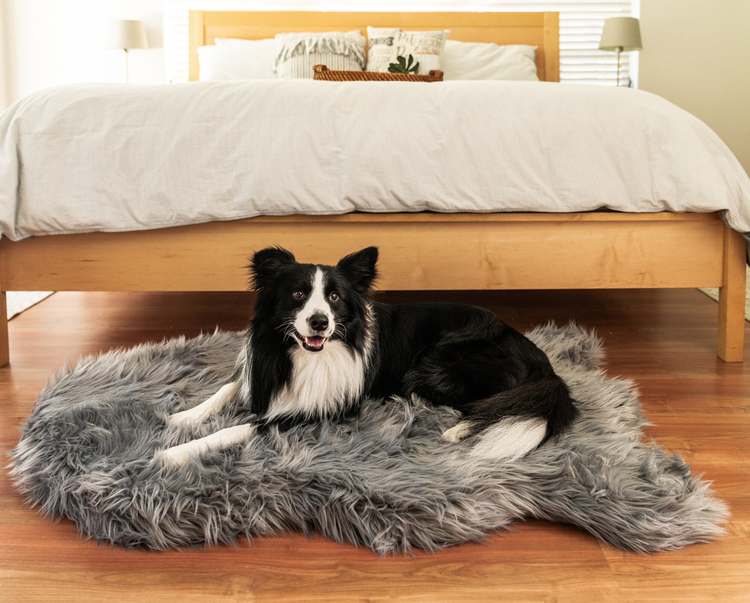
<box><xmin>1</xmin><ymin>288</ymin><xmax>748</xmax><ymax>603</ymax></box>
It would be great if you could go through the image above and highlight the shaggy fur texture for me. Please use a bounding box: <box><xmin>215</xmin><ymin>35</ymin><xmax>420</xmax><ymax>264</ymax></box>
<box><xmin>10</xmin><ymin>324</ymin><xmax>728</xmax><ymax>554</ymax></box>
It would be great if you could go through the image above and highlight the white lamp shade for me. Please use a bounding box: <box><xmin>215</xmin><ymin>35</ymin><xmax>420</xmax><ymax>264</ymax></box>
<box><xmin>599</xmin><ymin>17</ymin><xmax>642</xmax><ymax>51</ymax></box>
<box><xmin>105</xmin><ymin>20</ymin><xmax>149</xmax><ymax>50</ymax></box>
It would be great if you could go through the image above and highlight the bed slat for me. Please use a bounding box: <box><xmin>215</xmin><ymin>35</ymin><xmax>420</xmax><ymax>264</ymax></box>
<box><xmin>0</xmin><ymin>213</ymin><xmax>727</xmax><ymax>292</ymax></box>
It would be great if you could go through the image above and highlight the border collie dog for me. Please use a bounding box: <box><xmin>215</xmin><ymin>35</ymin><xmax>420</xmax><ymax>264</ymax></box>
<box><xmin>159</xmin><ymin>246</ymin><xmax>578</xmax><ymax>467</ymax></box>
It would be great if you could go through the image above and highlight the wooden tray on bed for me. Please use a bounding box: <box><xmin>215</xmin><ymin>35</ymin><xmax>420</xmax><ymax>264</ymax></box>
<box><xmin>313</xmin><ymin>65</ymin><xmax>444</xmax><ymax>82</ymax></box>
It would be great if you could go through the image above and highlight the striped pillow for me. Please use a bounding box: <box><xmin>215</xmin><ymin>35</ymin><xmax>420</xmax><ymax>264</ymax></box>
<box><xmin>274</xmin><ymin>31</ymin><xmax>366</xmax><ymax>79</ymax></box>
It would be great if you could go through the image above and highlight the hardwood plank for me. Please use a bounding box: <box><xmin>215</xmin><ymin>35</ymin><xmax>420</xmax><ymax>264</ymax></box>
<box><xmin>0</xmin><ymin>523</ymin><xmax>624</xmax><ymax>603</ymax></box>
<box><xmin>0</xmin><ymin>289</ymin><xmax>7</xmax><ymax>367</ymax></box>
<box><xmin>1</xmin><ymin>288</ymin><xmax>748</xmax><ymax>602</ymax></box>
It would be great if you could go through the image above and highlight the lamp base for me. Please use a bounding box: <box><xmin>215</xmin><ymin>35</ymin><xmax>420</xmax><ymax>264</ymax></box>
<box><xmin>616</xmin><ymin>46</ymin><xmax>622</xmax><ymax>86</ymax></box>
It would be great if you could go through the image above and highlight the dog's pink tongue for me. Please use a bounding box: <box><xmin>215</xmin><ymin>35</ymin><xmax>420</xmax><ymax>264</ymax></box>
<box><xmin>307</xmin><ymin>337</ymin><xmax>325</xmax><ymax>347</ymax></box>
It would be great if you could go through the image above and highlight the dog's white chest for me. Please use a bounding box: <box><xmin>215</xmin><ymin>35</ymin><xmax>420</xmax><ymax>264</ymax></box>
<box><xmin>266</xmin><ymin>340</ymin><xmax>367</xmax><ymax>420</ymax></box>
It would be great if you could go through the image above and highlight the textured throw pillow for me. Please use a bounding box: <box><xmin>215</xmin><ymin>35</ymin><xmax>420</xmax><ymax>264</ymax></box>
<box><xmin>197</xmin><ymin>38</ymin><xmax>277</xmax><ymax>81</ymax></box>
<box><xmin>274</xmin><ymin>31</ymin><xmax>366</xmax><ymax>79</ymax></box>
<box><xmin>366</xmin><ymin>27</ymin><xmax>450</xmax><ymax>75</ymax></box>
<box><xmin>442</xmin><ymin>40</ymin><xmax>539</xmax><ymax>81</ymax></box>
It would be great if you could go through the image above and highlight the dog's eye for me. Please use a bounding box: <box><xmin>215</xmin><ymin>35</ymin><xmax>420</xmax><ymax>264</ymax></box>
<box><xmin>328</xmin><ymin>292</ymin><xmax>339</xmax><ymax>302</ymax></box>
<box><xmin>292</xmin><ymin>290</ymin><xmax>306</xmax><ymax>300</ymax></box>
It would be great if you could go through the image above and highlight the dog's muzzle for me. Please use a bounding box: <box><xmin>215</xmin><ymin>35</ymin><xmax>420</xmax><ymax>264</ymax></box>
<box><xmin>295</xmin><ymin>313</ymin><xmax>331</xmax><ymax>352</ymax></box>
<box><xmin>294</xmin><ymin>330</ymin><xmax>329</xmax><ymax>352</ymax></box>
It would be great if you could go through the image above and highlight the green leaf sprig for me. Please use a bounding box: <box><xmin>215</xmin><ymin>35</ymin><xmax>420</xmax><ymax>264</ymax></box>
<box><xmin>388</xmin><ymin>54</ymin><xmax>420</xmax><ymax>75</ymax></box>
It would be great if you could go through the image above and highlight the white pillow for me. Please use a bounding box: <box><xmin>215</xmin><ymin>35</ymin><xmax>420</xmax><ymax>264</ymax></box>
<box><xmin>442</xmin><ymin>40</ymin><xmax>538</xmax><ymax>81</ymax></box>
<box><xmin>366</xmin><ymin>27</ymin><xmax>450</xmax><ymax>75</ymax></box>
<box><xmin>274</xmin><ymin>31</ymin><xmax>366</xmax><ymax>79</ymax></box>
<box><xmin>197</xmin><ymin>38</ymin><xmax>277</xmax><ymax>81</ymax></box>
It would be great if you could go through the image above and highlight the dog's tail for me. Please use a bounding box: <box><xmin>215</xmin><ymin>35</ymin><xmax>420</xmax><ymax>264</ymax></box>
<box><xmin>442</xmin><ymin>376</ymin><xmax>578</xmax><ymax>461</ymax></box>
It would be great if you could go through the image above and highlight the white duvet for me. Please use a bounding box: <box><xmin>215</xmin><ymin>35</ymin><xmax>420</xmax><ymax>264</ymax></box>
<box><xmin>1</xmin><ymin>80</ymin><xmax>749</xmax><ymax>241</ymax></box>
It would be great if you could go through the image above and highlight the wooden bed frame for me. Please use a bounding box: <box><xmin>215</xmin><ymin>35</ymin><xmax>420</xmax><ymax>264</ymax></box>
<box><xmin>0</xmin><ymin>11</ymin><xmax>745</xmax><ymax>365</ymax></box>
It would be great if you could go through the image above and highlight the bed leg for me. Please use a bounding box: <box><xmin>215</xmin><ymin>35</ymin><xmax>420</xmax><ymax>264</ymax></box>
<box><xmin>717</xmin><ymin>227</ymin><xmax>746</xmax><ymax>362</ymax></box>
<box><xmin>0</xmin><ymin>291</ymin><xmax>8</xmax><ymax>367</ymax></box>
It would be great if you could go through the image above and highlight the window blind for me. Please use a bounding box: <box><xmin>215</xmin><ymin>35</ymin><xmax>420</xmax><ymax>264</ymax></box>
<box><xmin>164</xmin><ymin>0</ymin><xmax>638</xmax><ymax>85</ymax></box>
<box><xmin>482</xmin><ymin>1</ymin><xmax>637</xmax><ymax>85</ymax></box>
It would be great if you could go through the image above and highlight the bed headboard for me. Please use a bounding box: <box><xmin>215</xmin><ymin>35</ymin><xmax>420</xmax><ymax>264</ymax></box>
<box><xmin>188</xmin><ymin>11</ymin><xmax>560</xmax><ymax>83</ymax></box>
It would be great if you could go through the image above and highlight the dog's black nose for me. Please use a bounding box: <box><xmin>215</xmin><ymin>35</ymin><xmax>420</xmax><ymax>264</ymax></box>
<box><xmin>308</xmin><ymin>314</ymin><xmax>329</xmax><ymax>332</ymax></box>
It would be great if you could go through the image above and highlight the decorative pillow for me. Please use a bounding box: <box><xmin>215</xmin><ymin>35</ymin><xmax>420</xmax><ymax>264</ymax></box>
<box><xmin>197</xmin><ymin>38</ymin><xmax>277</xmax><ymax>81</ymax></box>
<box><xmin>366</xmin><ymin>27</ymin><xmax>450</xmax><ymax>75</ymax></box>
<box><xmin>274</xmin><ymin>31</ymin><xmax>366</xmax><ymax>79</ymax></box>
<box><xmin>442</xmin><ymin>40</ymin><xmax>539</xmax><ymax>81</ymax></box>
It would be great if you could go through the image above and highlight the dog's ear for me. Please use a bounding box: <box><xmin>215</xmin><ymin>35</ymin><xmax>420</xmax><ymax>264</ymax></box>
<box><xmin>249</xmin><ymin>247</ymin><xmax>296</xmax><ymax>290</ymax></box>
<box><xmin>336</xmin><ymin>246</ymin><xmax>379</xmax><ymax>293</ymax></box>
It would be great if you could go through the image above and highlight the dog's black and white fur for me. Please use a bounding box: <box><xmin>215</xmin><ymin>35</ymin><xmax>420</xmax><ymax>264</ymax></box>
<box><xmin>159</xmin><ymin>246</ymin><xmax>578</xmax><ymax>467</ymax></box>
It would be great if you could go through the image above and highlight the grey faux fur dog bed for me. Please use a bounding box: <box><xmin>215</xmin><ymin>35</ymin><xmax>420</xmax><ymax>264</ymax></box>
<box><xmin>10</xmin><ymin>324</ymin><xmax>728</xmax><ymax>554</ymax></box>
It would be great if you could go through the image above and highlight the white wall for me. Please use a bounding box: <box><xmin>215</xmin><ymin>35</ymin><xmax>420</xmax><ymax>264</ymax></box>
<box><xmin>1</xmin><ymin>0</ymin><xmax>165</xmax><ymax>110</ymax></box>
<box><xmin>639</xmin><ymin>0</ymin><xmax>750</xmax><ymax>176</ymax></box>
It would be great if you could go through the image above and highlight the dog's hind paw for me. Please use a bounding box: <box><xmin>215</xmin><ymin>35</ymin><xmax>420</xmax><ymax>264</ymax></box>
<box><xmin>442</xmin><ymin>421</ymin><xmax>473</xmax><ymax>443</ymax></box>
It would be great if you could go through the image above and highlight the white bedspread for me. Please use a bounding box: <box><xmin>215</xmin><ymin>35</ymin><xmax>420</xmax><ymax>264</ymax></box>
<box><xmin>1</xmin><ymin>80</ymin><xmax>749</xmax><ymax>241</ymax></box>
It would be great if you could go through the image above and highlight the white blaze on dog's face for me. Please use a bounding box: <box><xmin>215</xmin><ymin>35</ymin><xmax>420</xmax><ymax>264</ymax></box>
<box><xmin>292</xmin><ymin>268</ymin><xmax>336</xmax><ymax>352</ymax></box>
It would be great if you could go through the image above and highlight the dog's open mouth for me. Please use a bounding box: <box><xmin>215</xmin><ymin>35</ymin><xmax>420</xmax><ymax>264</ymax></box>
<box><xmin>295</xmin><ymin>332</ymin><xmax>328</xmax><ymax>352</ymax></box>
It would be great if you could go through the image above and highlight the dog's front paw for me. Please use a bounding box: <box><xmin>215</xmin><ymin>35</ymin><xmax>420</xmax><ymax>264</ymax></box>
<box><xmin>169</xmin><ymin>407</ymin><xmax>206</xmax><ymax>429</ymax></box>
<box><xmin>442</xmin><ymin>421</ymin><xmax>473</xmax><ymax>443</ymax></box>
<box><xmin>155</xmin><ymin>443</ymin><xmax>193</xmax><ymax>469</ymax></box>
